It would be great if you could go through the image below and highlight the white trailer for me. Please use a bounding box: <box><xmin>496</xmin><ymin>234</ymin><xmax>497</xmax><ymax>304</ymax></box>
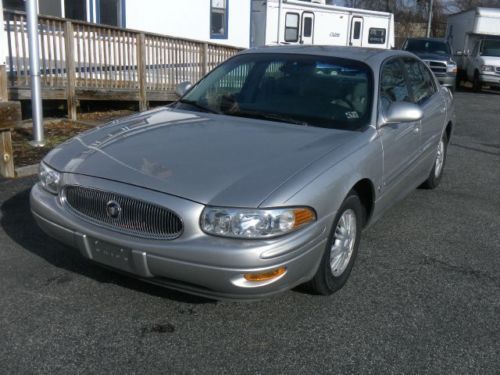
<box><xmin>250</xmin><ymin>0</ymin><xmax>394</xmax><ymax>49</ymax></box>
<box><xmin>446</xmin><ymin>7</ymin><xmax>500</xmax><ymax>89</ymax></box>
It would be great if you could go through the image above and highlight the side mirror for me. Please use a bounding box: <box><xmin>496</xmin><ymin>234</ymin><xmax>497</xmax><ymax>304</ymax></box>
<box><xmin>381</xmin><ymin>102</ymin><xmax>423</xmax><ymax>126</ymax></box>
<box><xmin>175</xmin><ymin>81</ymin><xmax>192</xmax><ymax>97</ymax></box>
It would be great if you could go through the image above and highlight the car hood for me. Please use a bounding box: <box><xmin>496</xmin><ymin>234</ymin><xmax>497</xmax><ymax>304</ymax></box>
<box><xmin>478</xmin><ymin>55</ymin><xmax>500</xmax><ymax>65</ymax></box>
<box><xmin>45</xmin><ymin>108</ymin><xmax>357</xmax><ymax>207</ymax></box>
<box><xmin>411</xmin><ymin>52</ymin><xmax>451</xmax><ymax>62</ymax></box>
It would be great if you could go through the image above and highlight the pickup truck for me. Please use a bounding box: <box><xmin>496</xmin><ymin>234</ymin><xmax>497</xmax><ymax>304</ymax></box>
<box><xmin>402</xmin><ymin>37</ymin><xmax>457</xmax><ymax>92</ymax></box>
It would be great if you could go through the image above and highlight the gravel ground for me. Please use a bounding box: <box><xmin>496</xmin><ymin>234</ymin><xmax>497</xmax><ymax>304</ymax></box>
<box><xmin>0</xmin><ymin>92</ymin><xmax>499</xmax><ymax>374</ymax></box>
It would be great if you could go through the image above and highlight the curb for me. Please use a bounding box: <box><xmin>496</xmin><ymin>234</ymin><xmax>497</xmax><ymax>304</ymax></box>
<box><xmin>15</xmin><ymin>163</ymin><xmax>39</xmax><ymax>178</ymax></box>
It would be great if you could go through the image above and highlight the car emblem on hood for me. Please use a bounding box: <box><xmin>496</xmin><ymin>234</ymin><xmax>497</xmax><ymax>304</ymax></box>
<box><xmin>106</xmin><ymin>200</ymin><xmax>122</xmax><ymax>219</ymax></box>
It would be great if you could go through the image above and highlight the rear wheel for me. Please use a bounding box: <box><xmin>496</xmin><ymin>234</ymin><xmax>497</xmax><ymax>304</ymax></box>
<box><xmin>308</xmin><ymin>192</ymin><xmax>364</xmax><ymax>295</ymax></box>
<box><xmin>421</xmin><ymin>132</ymin><xmax>448</xmax><ymax>189</ymax></box>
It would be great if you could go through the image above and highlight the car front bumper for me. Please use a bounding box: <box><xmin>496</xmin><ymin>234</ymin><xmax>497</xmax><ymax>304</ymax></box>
<box><xmin>434</xmin><ymin>73</ymin><xmax>456</xmax><ymax>88</ymax></box>
<box><xmin>30</xmin><ymin>177</ymin><xmax>330</xmax><ymax>300</ymax></box>
<box><xmin>479</xmin><ymin>73</ymin><xmax>500</xmax><ymax>88</ymax></box>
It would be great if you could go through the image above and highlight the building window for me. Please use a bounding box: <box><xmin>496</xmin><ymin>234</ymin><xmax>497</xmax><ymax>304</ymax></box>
<box><xmin>39</xmin><ymin>0</ymin><xmax>62</xmax><ymax>17</ymax></box>
<box><xmin>98</xmin><ymin>0</ymin><xmax>123</xmax><ymax>27</ymax></box>
<box><xmin>284</xmin><ymin>13</ymin><xmax>299</xmax><ymax>43</ymax></box>
<box><xmin>211</xmin><ymin>0</ymin><xmax>228</xmax><ymax>39</ymax></box>
<box><xmin>64</xmin><ymin>0</ymin><xmax>87</xmax><ymax>21</ymax></box>
<box><xmin>368</xmin><ymin>28</ymin><xmax>386</xmax><ymax>44</ymax></box>
<box><xmin>3</xmin><ymin>0</ymin><xmax>25</xmax><ymax>11</ymax></box>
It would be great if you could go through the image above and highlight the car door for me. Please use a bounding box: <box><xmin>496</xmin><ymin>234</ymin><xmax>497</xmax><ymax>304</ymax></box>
<box><xmin>377</xmin><ymin>58</ymin><xmax>422</xmax><ymax>193</ymax></box>
<box><xmin>402</xmin><ymin>57</ymin><xmax>446</xmax><ymax>166</ymax></box>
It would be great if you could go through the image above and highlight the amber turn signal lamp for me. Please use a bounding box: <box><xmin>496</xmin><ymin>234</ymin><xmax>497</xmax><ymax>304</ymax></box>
<box><xmin>293</xmin><ymin>208</ymin><xmax>316</xmax><ymax>228</ymax></box>
<box><xmin>243</xmin><ymin>267</ymin><xmax>287</xmax><ymax>282</ymax></box>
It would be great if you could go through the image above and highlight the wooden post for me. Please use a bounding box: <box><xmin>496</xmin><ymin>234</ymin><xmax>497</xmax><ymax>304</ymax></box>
<box><xmin>0</xmin><ymin>130</ymin><xmax>15</xmax><ymax>178</ymax></box>
<box><xmin>201</xmin><ymin>43</ymin><xmax>209</xmax><ymax>76</ymax></box>
<box><xmin>64</xmin><ymin>21</ymin><xmax>77</xmax><ymax>121</ymax></box>
<box><xmin>136</xmin><ymin>33</ymin><xmax>148</xmax><ymax>111</ymax></box>
<box><xmin>0</xmin><ymin>1</ymin><xmax>9</xmax><ymax>102</ymax></box>
<box><xmin>0</xmin><ymin>65</ymin><xmax>7</xmax><ymax>102</ymax></box>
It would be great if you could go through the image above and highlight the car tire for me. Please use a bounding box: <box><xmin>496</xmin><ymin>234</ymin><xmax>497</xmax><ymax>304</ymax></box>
<box><xmin>307</xmin><ymin>192</ymin><xmax>364</xmax><ymax>295</ymax></box>
<box><xmin>421</xmin><ymin>132</ymin><xmax>448</xmax><ymax>189</ymax></box>
<box><xmin>455</xmin><ymin>74</ymin><xmax>462</xmax><ymax>91</ymax></box>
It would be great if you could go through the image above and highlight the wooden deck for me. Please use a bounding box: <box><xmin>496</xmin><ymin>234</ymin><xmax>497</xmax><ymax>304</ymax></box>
<box><xmin>3</xmin><ymin>11</ymin><xmax>242</xmax><ymax>119</ymax></box>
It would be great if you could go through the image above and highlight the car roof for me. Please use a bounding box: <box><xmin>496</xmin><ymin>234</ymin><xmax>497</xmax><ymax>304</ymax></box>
<box><xmin>239</xmin><ymin>45</ymin><xmax>414</xmax><ymax>66</ymax></box>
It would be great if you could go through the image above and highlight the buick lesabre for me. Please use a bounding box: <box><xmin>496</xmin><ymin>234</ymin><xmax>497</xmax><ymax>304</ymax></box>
<box><xmin>31</xmin><ymin>46</ymin><xmax>454</xmax><ymax>300</ymax></box>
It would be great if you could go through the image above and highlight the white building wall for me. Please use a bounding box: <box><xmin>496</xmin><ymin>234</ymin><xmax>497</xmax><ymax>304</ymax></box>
<box><xmin>124</xmin><ymin>0</ymin><xmax>251</xmax><ymax>48</ymax></box>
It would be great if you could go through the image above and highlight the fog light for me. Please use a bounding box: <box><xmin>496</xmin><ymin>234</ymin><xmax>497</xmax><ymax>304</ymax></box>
<box><xmin>243</xmin><ymin>267</ymin><xmax>286</xmax><ymax>282</ymax></box>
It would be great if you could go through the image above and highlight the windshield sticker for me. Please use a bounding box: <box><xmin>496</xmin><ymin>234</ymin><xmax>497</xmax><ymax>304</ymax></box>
<box><xmin>345</xmin><ymin>111</ymin><xmax>359</xmax><ymax>119</ymax></box>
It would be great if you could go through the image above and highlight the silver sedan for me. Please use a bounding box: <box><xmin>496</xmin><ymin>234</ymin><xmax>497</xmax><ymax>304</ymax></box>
<box><xmin>31</xmin><ymin>46</ymin><xmax>454</xmax><ymax>300</ymax></box>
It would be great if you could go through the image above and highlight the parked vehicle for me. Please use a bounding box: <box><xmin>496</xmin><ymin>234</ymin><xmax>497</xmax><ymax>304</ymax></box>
<box><xmin>250</xmin><ymin>0</ymin><xmax>394</xmax><ymax>49</ymax></box>
<box><xmin>402</xmin><ymin>37</ymin><xmax>457</xmax><ymax>91</ymax></box>
<box><xmin>31</xmin><ymin>46</ymin><xmax>454</xmax><ymax>300</ymax></box>
<box><xmin>447</xmin><ymin>7</ymin><xmax>500</xmax><ymax>91</ymax></box>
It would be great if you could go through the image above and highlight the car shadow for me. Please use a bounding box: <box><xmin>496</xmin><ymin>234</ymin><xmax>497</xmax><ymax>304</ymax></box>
<box><xmin>0</xmin><ymin>188</ymin><xmax>214</xmax><ymax>305</ymax></box>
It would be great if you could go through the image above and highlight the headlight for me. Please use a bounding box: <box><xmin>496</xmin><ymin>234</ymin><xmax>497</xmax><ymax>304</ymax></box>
<box><xmin>39</xmin><ymin>163</ymin><xmax>61</xmax><ymax>194</ymax></box>
<box><xmin>200</xmin><ymin>207</ymin><xmax>316</xmax><ymax>239</ymax></box>
<box><xmin>481</xmin><ymin>65</ymin><xmax>494</xmax><ymax>72</ymax></box>
<box><xmin>447</xmin><ymin>63</ymin><xmax>457</xmax><ymax>73</ymax></box>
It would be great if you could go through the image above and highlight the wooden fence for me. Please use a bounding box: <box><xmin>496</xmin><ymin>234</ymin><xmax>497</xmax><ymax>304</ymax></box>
<box><xmin>3</xmin><ymin>10</ymin><xmax>241</xmax><ymax>119</ymax></box>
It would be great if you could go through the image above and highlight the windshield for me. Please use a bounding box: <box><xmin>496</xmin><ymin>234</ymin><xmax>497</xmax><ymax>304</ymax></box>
<box><xmin>404</xmin><ymin>39</ymin><xmax>451</xmax><ymax>55</ymax></box>
<box><xmin>177</xmin><ymin>53</ymin><xmax>373</xmax><ymax>130</ymax></box>
<box><xmin>481</xmin><ymin>40</ymin><xmax>500</xmax><ymax>57</ymax></box>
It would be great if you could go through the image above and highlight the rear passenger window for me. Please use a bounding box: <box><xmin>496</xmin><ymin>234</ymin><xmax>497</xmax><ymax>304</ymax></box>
<box><xmin>380</xmin><ymin>59</ymin><xmax>411</xmax><ymax>112</ymax></box>
<box><xmin>402</xmin><ymin>58</ymin><xmax>436</xmax><ymax>104</ymax></box>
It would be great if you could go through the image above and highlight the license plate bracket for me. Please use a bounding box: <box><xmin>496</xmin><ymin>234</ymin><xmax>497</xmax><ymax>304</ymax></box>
<box><xmin>90</xmin><ymin>238</ymin><xmax>134</xmax><ymax>273</ymax></box>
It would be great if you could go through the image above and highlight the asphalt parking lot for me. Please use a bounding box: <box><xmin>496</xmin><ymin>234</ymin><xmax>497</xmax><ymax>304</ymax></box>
<box><xmin>1</xmin><ymin>91</ymin><xmax>499</xmax><ymax>374</ymax></box>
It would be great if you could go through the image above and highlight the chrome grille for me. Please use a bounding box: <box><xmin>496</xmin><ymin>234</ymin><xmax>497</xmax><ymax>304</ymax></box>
<box><xmin>62</xmin><ymin>186</ymin><xmax>183</xmax><ymax>240</ymax></box>
<box><xmin>424</xmin><ymin>60</ymin><xmax>447</xmax><ymax>74</ymax></box>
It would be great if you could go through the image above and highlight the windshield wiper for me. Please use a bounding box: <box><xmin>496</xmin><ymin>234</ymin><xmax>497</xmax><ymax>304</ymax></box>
<box><xmin>176</xmin><ymin>99</ymin><xmax>220</xmax><ymax>114</ymax></box>
<box><xmin>230</xmin><ymin>110</ymin><xmax>309</xmax><ymax>126</ymax></box>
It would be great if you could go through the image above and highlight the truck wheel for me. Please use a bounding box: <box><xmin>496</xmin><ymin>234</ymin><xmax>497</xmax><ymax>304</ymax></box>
<box><xmin>455</xmin><ymin>70</ymin><xmax>464</xmax><ymax>90</ymax></box>
<box><xmin>473</xmin><ymin>71</ymin><xmax>482</xmax><ymax>92</ymax></box>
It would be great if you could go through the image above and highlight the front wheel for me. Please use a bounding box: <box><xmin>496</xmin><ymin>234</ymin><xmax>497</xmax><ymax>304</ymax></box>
<box><xmin>421</xmin><ymin>132</ymin><xmax>448</xmax><ymax>189</ymax></box>
<box><xmin>307</xmin><ymin>192</ymin><xmax>364</xmax><ymax>295</ymax></box>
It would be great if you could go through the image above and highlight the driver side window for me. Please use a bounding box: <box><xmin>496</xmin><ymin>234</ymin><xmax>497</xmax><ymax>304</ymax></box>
<box><xmin>379</xmin><ymin>59</ymin><xmax>411</xmax><ymax>113</ymax></box>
